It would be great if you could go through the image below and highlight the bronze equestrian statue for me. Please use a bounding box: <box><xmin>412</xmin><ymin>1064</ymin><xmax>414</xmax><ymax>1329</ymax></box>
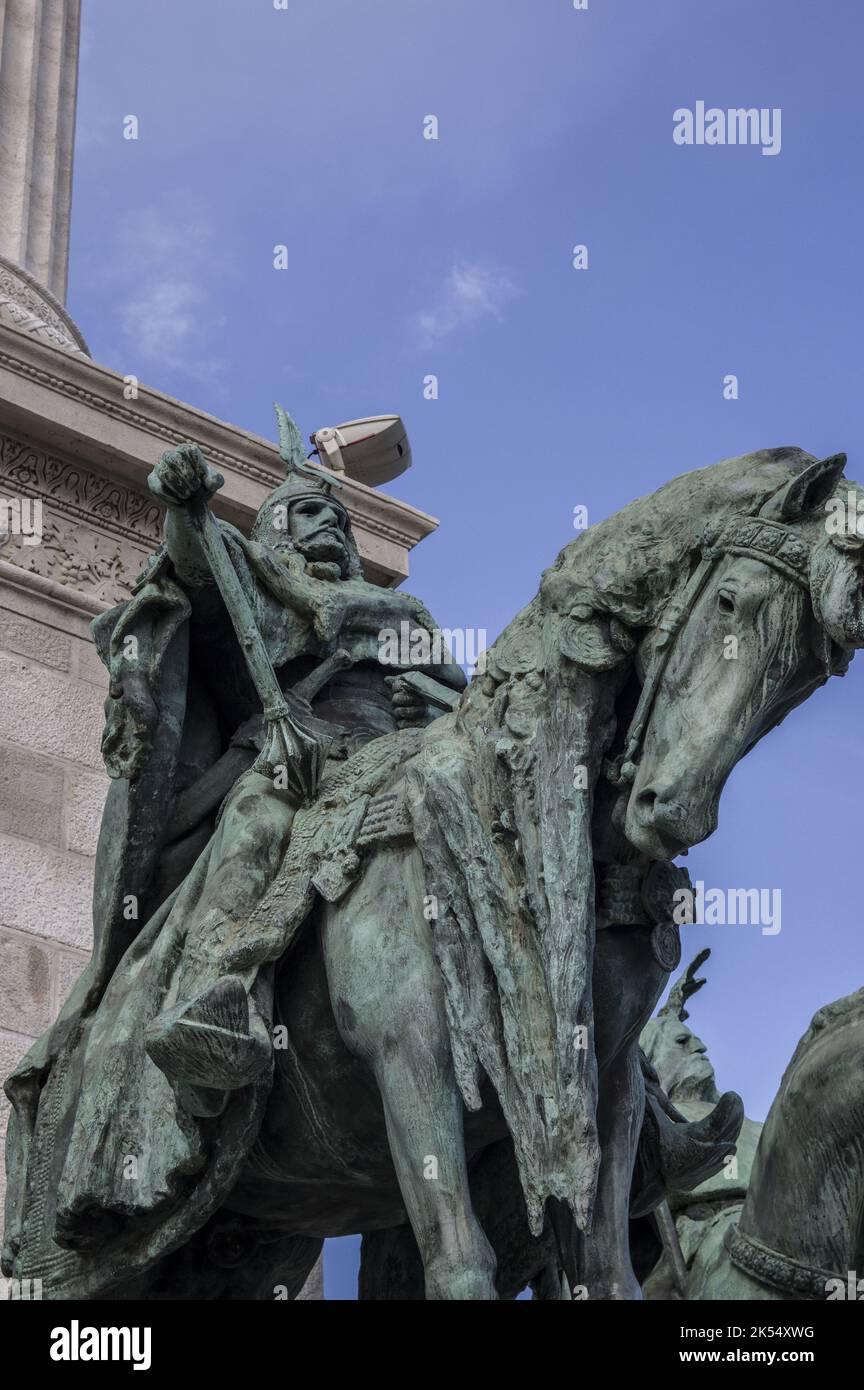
<box><xmin>4</xmin><ymin>436</ymin><xmax>863</xmax><ymax>1298</ymax></box>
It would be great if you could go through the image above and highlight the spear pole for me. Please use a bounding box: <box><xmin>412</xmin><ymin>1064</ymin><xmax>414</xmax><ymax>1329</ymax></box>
<box><xmin>184</xmin><ymin>461</ymin><xmax>331</xmax><ymax>802</ymax></box>
<box><xmin>655</xmin><ymin>1198</ymin><xmax>689</xmax><ymax>1296</ymax></box>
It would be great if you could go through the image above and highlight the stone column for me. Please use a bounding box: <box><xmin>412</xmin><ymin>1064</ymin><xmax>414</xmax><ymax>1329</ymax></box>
<box><xmin>0</xmin><ymin>0</ymin><xmax>87</xmax><ymax>352</ymax></box>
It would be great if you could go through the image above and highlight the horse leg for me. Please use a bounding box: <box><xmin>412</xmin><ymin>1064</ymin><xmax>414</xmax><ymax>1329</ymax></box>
<box><xmin>583</xmin><ymin>924</ymin><xmax>672</xmax><ymax>1299</ymax></box>
<box><xmin>359</xmin><ymin>1226</ymin><xmax>425</xmax><ymax>1300</ymax></box>
<box><xmin>580</xmin><ymin>1043</ymin><xmax>644</xmax><ymax>1299</ymax></box>
<box><xmin>321</xmin><ymin>844</ymin><xmax>497</xmax><ymax>1300</ymax></box>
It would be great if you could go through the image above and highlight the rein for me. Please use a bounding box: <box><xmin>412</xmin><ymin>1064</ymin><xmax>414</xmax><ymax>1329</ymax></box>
<box><xmin>604</xmin><ymin>554</ymin><xmax>717</xmax><ymax>787</ymax></box>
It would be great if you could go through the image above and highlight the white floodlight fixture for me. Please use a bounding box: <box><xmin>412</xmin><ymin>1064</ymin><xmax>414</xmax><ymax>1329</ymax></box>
<box><xmin>310</xmin><ymin>416</ymin><xmax>412</xmax><ymax>485</ymax></box>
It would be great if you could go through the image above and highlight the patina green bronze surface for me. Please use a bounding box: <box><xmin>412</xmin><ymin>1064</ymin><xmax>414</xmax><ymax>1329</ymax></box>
<box><xmin>3</xmin><ymin>439</ymin><xmax>863</xmax><ymax>1299</ymax></box>
<box><xmin>640</xmin><ymin>953</ymin><xmax>864</xmax><ymax>1300</ymax></box>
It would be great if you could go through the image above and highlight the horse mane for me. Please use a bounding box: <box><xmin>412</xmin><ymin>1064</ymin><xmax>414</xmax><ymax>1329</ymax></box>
<box><xmin>461</xmin><ymin>444</ymin><xmax>864</xmax><ymax>725</ymax></box>
<box><xmin>545</xmin><ymin>447</ymin><xmax>817</xmax><ymax>625</ymax></box>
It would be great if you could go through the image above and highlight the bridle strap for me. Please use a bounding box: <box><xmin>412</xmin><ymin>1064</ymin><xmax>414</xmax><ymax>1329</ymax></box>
<box><xmin>605</xmin><ymin>514</ymin><xmax>834</xmax><ymax>788</ymax></box>
<box><xmin>703</xmin><ymin>515</ymin><xmax>812</xmax><ymax>591</ymax></box>
<box><xmin>604</xmin><ymin>555</ymin><xmax>717</xmax><ymax>786</ymax></box>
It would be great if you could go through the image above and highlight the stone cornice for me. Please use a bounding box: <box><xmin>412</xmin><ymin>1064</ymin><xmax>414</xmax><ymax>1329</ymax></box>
<box><xmin>0</xmin><ymin>323</ymin><xmax>438</xmax><ymax>586</ymax></box>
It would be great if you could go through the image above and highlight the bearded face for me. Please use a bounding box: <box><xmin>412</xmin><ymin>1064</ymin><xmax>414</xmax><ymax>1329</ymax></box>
<box><xmin>277</xmin><ymin>497</ymin><xmax>351</xmax><ymax>575</ymax></box>
<box><xmin>642</xmin><ymin>1014</ymin><xmax>720</xmax><ymax>1105</ymax></box>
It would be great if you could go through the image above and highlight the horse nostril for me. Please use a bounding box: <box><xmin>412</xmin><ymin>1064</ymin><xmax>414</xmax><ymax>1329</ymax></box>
<box><xmin>654</xmin><ymin>799</ymin><xmax>689</xmax><ymax>836</ymax></box>
<box><xmin>637</xmin><ymin>788</ymin><xmax>657</xmax><ymax>814</ymax></box>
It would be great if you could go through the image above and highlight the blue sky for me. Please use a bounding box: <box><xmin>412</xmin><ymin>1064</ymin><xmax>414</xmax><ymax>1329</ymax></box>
<box><xmin>72</xmin><ymin>0</ymin><xmax>864</xmax><ymax>1296</ymax></box>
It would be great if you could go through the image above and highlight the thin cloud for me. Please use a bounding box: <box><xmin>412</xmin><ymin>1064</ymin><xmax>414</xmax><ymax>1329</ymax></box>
<box><xmin>111</xmin><ymin>207</ymin><xmax>227</xmax><ymax>383</ymax></box>
<box><xmin>119</xmin><ymin>279</ymin><xmax>209</xmax><ymax>369</ymax></box>
<box><xmin>413</xmin><ymin>262</ymin><xmax>518</xmax><ymax>348</ymax></box>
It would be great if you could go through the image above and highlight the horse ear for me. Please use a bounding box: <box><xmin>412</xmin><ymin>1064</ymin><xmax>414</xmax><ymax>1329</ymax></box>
<box><xmin>759</xmin><ymin>453</ymin><xmax>847</xmax><ymax>521</ymax></box>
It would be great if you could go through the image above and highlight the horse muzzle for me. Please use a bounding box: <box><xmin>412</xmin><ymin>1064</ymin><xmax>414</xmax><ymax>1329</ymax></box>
<box><xmin>625</xmin><ymin>786</ymin><xmax>711</xmax><ymax>860</ymax></box>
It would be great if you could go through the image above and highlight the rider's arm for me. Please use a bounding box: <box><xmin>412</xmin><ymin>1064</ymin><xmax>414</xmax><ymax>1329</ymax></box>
<box><xmin>147</xmin><ymin>443</ymin><xmax>220</xmax><ymax>590</ymax></box>
<box><xmin>388</xmin><ymin>606</ymin><xmax>470</xmax><ymax>728</ymax></box>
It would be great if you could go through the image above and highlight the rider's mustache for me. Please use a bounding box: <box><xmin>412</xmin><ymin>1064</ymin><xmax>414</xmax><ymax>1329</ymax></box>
<box><xmin>301</xmin><ymin>522</ymin><xmax>346</xmax><ymax>543</ymax></box>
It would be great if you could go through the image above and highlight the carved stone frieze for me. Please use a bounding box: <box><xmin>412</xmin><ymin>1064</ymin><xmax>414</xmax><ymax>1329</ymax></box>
<box><xmin>0</xmin><ymin>429</ymin><xmax>159</xmax><ymax>600</ymax></box>
<box><xmin>0</xmin><ymin>512</ymin><xmax>144</xmax><ymax>602</ymax></box>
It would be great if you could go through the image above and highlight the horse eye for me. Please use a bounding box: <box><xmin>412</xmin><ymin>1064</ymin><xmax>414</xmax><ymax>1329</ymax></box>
<box><xmin>718</xmin><ymin>592</ymin><xmax>735</xmax><ymax>614</ymax></box>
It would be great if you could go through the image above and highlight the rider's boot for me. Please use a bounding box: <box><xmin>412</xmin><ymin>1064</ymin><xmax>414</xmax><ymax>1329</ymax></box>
<box><xmin>145</xmin><ymin>975</ymin><xmax>272</xmax><ymax>1117</ymax></box>
<box><xmin>631</xmin><ymin>1050</ymin><xmax>744</xmax><ymax>1217</ymax></box>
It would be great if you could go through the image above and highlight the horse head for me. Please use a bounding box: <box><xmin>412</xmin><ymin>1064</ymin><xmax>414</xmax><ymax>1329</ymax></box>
<box><xmin>621</xmin><ymin>452</ymin><xmax>864</xmax><ymax>858</ymax></box>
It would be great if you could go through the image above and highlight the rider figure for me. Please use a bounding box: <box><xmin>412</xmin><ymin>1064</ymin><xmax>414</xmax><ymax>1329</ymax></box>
<box><xmin>141</xmin><ymin>441</ymin><xmax>466</xmax><ymax>1115</ymax></box>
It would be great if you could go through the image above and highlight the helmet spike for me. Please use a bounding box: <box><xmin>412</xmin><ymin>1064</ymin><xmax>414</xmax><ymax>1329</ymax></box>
<box><xmin>659</xmin><ymin>948</ymin><xmax>711</xmax><ymax>1022</ymax></box>
<box><xmin>274</xmin><ymin>402</ymin><xmax>343</xmax><ymax>488</ymax></box>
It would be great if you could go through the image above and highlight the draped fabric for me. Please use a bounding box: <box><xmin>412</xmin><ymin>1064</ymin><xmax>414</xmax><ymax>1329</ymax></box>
<box><xmin>408</xmin><ymin>603</ymin><xmax>621</xmax><ymax>1234</ymax></box>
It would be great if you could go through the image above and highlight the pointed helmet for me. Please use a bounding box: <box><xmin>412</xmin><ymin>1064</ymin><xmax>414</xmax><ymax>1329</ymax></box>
<box><xmin>250</xmin><ymin>404</ymin><xmax>363</xmax><ymax>576</ymax></box>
